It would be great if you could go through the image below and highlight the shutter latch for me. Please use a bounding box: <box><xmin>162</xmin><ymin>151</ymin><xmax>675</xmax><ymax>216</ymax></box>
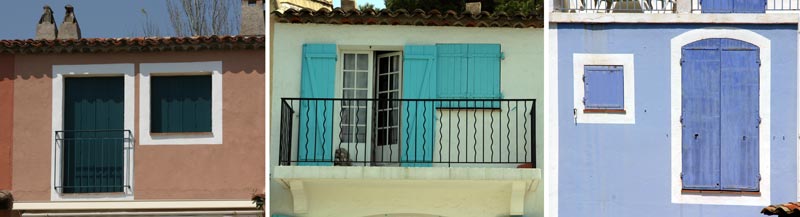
<box><xmin>680</xmin><ymin>58</ymin><xmax>685</xmax><ymax>66</ymax></box>
<box><xmin>758</xmin><ymin>174</ymin><xmax>762</xmax><ymax>182</ymax></box>
<box><xmin>582</xmin><ymin>97</ymin><xmax>587</xmax><ymax>105</ymax></box>
<box><xmin>757</xmin><ymin>116</ymin><xmax>762</xmax><ymax>127</ymax></box>
<box><xmin>680</xmin><ymin>172</ymin><xmax>684</xmax><ymax>180</ymax></box>
<box><xmin>757</xmin><ymin>59</ymin><xmax>762</xmax><ymax>67</ymax></box>
<box><xmin>680</xmin><ymin>115</ymin><xmax>684</xmax><ymax>127</ymax></box>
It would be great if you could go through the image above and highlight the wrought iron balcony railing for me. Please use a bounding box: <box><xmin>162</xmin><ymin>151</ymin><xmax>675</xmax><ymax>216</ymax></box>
<box><xmin>279</xmin><ymin>98</ymin><xmax>536</xmax><ymax>167</ymax></box>
<box><xmin>554</xmin><ymin>0</ymin><xmax>676</xmax><ymax>13</ymax></box>
<box><xmin>54</xmin><ymin>130</ymin><xmax>133</xmax><ymax>193</ymax></box>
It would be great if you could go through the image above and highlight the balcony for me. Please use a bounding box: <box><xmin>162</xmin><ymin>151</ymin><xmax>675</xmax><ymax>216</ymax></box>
<box><xmin>275</xmin><ymin>98</ymin><xmax>540</xmax><ymax>215</ymax></box>
<box><xmin>278</xmin><ymin>98</ymin><xmax>536</xmax><ymax>168</ymax></box>
<box><xmin>554</xmin><ymin>0</ymin><xmax>677</xmax><ymax>13</ymax></box>
<box><xmin>555</xmin><ymin>0</ymin><xmax>800</xmax><ymax>13</ymax></box>
<box><xmin>53</xmin><ymin>130</ymin><xmax>133</xmax><ymax>195</ymax></box>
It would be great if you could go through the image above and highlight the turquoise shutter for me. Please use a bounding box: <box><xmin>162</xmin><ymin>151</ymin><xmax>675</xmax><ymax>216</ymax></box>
<box><xmin>402</xmin><ymin>45</ymin><xmax>436</xmax><ymax>167</ymax></box>
<box><xmin>298</xmin><ymin>44</ymin><xmax>337</xmax><ymax>166</ymax></box>
<box><xmin>436</xmin><ymin>44</ymin><xmax>468</xmax><ymax>98</ymax></box>
<box><xmin>681</xmin><ymin>39</ymin><xmax>722</xmax><ymax>190</ymax></box>
<box><xmin>584</xmin><ymin>65</ymin><xmax>624</xmax><ymax>110</ymax></box>
<box><xmin>468</xmin><ymin>44</ymin><xmax>501</xmax><ymax>99</ymax></box>
<box><xmin>63</xmin><ymin>77</ymin><xmax>125</xmax><ymax>193</ymax></box>
<box><xmin>719</xmin><ymin>39</ymin><xmax>759</xmax><ymax>191</ymax></box>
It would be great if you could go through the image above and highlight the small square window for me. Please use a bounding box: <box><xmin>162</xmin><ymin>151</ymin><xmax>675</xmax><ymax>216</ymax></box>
<box><xmin>583</xmin><ymin>65</ymin><xmax>625</xmax><ymax>113</ymax></box>
<box><xmin>150</xmin><ymin>75</ymin><xmax>212</xmax><ymax>133</ymax></box>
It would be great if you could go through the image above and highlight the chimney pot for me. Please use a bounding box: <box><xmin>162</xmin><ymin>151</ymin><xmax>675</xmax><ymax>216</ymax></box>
<box><xmin>342</xmin><ymin>0</ymin><xmax>356</xmax><ymax>11</ymax></box>
<box><xmin>240</xmin><ymin>0</ymin><xmax>265</xmax><ymax>35</ymax></box>
<box><xmin>466</xmin><ymin>2</ymin><xmax>482</xmax><ymax>14</ymax></box>
<box><xmin>58</xmin><ymin>4</ymin><xmax>81</xmax><ymax>39</ymax></box>
<box><xmin>35</xmin><ymin>5</ymin><xmax>57</xmax><ymax>40</ymax></box>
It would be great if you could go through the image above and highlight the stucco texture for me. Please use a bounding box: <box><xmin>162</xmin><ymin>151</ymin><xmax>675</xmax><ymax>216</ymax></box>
<box><xmin>556</xmin><ymin>23</ymin><xmax>797</xmax><ymax>217</ymax></box>
<box><xmin>270</xmin><ymin>23</ymin><xmax>545</xmax><ymax>217</ymax></box>
<box><xmin>10</xmin><ymin>50</ymin><xmax>265</xmax><ymax>201</ymax></box>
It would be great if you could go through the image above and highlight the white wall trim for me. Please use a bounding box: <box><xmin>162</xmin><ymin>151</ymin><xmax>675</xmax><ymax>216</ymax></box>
<box><xmin>14</xmin><ymin>200</ymin><xmax>254</xmax><ymax>210</ymax></box>
<box><xmin>544</xmin><ymin>23</ymin><xmax>559</xmax><ymax>217</ymax></box>
<box><xmin>51</xmin><ymin>64</ymin><xmax>136</xmax><ymax>201</ymax></box>
<box><xmin>139</xmin><ymin>61</ymin><xmax>223</xmax><ymax>145</ymax></box>
<box><xmin>550</xmin><ymin>13</ymin><xmax>800</xmax><ymax>24</ymax></box>
<box><xmin>572</xmin><ymin>54</ymin><xmax>636</xmax><ymax>124</ymax></box>
<box><xmin>670</xmin><ymin>28</ymin><xmax>771</xmax><ymax>206</ymax></box>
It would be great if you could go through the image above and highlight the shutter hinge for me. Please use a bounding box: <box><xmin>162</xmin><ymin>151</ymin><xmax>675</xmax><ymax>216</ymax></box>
<box><xmin>680</xmin><ymin>115</ymin><xmax>684</xmax><ymax>126</ymax></box>
<box><xmin>680</xmin><ymin>172</ymin><xmax>684</xmax><ymax>180</ymax></box>
<box><xmin>757</xmin><ymin>59</ymin><xmax>761</xmax><ymax>67</ymax></box>
<box><xmin>582</xmin><ymin>97</ymin><xmax>587</xmax><ymax>105</ymax></box>
<box><xmin>698</xmin><ymin>0</ymin><xmax>701</xmax><ymax>4</ymax></box>
<box><xmin>680</xmin><ymin>58</ymin><xmax>685</xmax><ymax>66</ymax></box>
<box><xmin>758</xmin><ymin>174</ymin><xmax>762</xmax><ymax>181</ymax></box>
<box><xmin>758</xmin><ymin>116</ymin><xmax>762</xmax><ymax>127</ymax></box>
<box><xmin>582</xmin><ymin>74</ymin><xmax>586</xmax><ymax>82</ymax></box>
<box><xmin>500</xmin><ymin>52</ymin><xmax>505</xmax><ymax>60</ymax></box>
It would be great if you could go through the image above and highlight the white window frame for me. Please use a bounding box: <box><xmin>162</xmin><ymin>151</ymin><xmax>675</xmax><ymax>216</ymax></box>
<box><xmin>139</xmin><ymin>61</ymin><xmax>223</xmax><ymax>145</ymax></box>
<box><xmin>51</xmin><ymin>63</ymin><xmax>136</xmax><ymax>201</ymax></box>
<box><xmin>572</xmin><ymin>54</ymin><xmax>636</xmax><ymax>124</ymax></box>
<box><xmin>670</xmin><ymin>28</ymin><xmax>771</xmax><ymax>206</ymax></box>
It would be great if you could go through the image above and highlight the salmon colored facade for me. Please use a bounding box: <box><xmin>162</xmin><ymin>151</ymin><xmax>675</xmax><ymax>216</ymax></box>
<box><xmin>6</xmin><ymin>49</ymin><xmax>265</xmax><ymax>201</ymax></box>
<box><xmin>0</xmin><ymin>54</ymin><xmax>13</xmax><ymax>191</ymax></box>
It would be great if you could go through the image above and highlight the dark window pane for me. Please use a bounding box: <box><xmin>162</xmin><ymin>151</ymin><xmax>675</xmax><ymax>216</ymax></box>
<box><xmin>150</xmin><ymin>75</ymin><xmax>212</xmax><ymax>133</ymax></box>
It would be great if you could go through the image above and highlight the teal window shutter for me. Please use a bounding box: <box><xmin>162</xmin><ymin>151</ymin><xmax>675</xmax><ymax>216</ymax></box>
<box><xmin>402</xmin><ymin>45</ymin><xmax>437</xmax><ymax>167</ymax></box>
<box><xmin>468</xmin><ymin>44</ymin><xmax>501</xmax><ymax>99</ymax></box>
<box><xmin>151</xmin><ymin>75</ymin><xmax>212</xmax><ymax>133</ymax></box>
<box><xmin>298</xmin><ymin>43</ymin><xmax>337</xmax><ymax>166</ymax></box>
<box><xmin>436</xmin><ymin>44</ymin><xmax>468</xmax><ymax>98</ymax></box>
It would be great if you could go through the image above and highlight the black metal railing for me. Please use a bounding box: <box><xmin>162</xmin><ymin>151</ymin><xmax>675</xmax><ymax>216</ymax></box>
<box><xmin>279</xmin><ymin>98</ymin><xmax>536</xmax><ymax>168</ymax></box>
<box><xmin>555</xmin><ymin>0</ymin><xmax>676</xmax><ymax>13</ymax></box>
<box><xmin>54</xmin><ymin>130</ymin><xmax>133</xmax><ymax>193</ymax></box>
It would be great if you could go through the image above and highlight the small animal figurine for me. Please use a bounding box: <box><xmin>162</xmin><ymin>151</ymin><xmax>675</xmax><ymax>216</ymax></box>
<box><xmin>334</xmin><ymin>148</ymin><xmax>352</xmax><ymax>166</ymax></box>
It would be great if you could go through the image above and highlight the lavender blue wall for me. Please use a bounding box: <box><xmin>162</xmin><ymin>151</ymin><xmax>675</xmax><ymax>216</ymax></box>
<box><xmin>557</xmin><ymin>23</ymin><xmax>797</xmax><ymax>217</ymax></box>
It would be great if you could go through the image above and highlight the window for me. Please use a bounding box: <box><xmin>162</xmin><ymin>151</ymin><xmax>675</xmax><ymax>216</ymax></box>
<box><xmin>583</xmin><ymin>65</ymin><xmax>624</xmax><ymax>113</ymax></box>
<box><xmin>572</xmin><ymin>54</ymin><xmax>635</xmax><ymax>124</ymax></box>
<box><xmin>680</xmin><ymin>38</ymin><xmax>760</xmax><ymax>192</ymax></box>
<box><xmin>436</xmin><ymin>44</ymin><xmax>501</xmax><ymax>99</ymax></box>
<box><xmin>341</xmin><ymin>53</ymin><xmax>370</xmax><ymax>143</ymax></box>
<box><xmin>139</xmin><ymin>61</ymin><xmax>223</xmax><ymax>145</ymax></box>
<box><xmin>150</xmin><ymin>75</ymin><xmax>212</xmax><ymax>133</ymax></box>
<box><xmin>700</xmin><ymin>0</ymin><xmax>765</xmax><ymax>13</ymax></box>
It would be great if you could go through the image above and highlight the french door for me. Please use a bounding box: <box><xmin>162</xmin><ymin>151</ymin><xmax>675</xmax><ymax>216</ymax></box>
<box><xmin>373</xmin><ymin>52</ymin><xmax>403</xmax><ymax>165</ymax></box>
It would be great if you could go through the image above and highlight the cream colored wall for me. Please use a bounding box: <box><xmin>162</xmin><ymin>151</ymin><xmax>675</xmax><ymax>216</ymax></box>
<box><xmin>270</xmin><ymin>23</ymin><xmax>545</xmax><ymax>217</ymax></box>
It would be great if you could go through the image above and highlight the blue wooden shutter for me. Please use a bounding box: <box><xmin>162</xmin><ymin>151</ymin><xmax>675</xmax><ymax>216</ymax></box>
<box><xmin>468</xmin><ymin>44</ymin><xmax>501</xmax><ymax>99</ymax></box>
<box><xmin>402</xmin><ymin>45</ymin><xmax>436</xmax><ymax>167</ymax></box>
<box><xmin>436</xmin><ymin>44</ymin><xmax>468</xmax><ymax>98</ymax></box>
<box><xmin>681</xmin><ymin>39</ymin><xmax>722</xmax><ymax>190</ymax></box>
<box><xmin>701</xmin><ymin>0</ymin><xmax>733</xmax><ymax>13</ymax></box>
<box><xmin>298</xmin><ymin>44</ymin><xmax>336</xmax><ymax>166</ymax></box>
<box><xmin>733</xmin><ymin>0</ymin><xmax>766</xmax><ymax>13</ymax></box>
<box><xmin>583</xmin><ymin>65</ymin><xmax>624</xmax><ymax>110</ymax></box>
<box><xmin>719</xmin><ymin>39</ymin><xmax>760</xmax><ymax>191</ymax></box>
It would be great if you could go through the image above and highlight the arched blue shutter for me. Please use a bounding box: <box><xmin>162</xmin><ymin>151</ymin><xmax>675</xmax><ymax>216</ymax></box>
<box><xmin>719</xmin><ymin>39</ymin><xmax>759</xmax><ymax>191</ymax></box>
<box><xmin>298</xmin><ymin>44</ymin><xmax>336</xmax><ymax>166</ymax></box>
<box><xmin>402</xmin><ymin>45</ymin><xmax>436</xmax><ymax>167</ymax></box>
<box><xmin>681</xmin><ymin>39</ymin><xmax>722</xmax><ymax>190</ymax></box>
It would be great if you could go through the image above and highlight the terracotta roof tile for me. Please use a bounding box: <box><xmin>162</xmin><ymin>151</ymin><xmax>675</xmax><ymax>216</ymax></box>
<box><xmin>0</xmin><ymin>35</ymin><xmax>265</xmax><ymax>54</ymax></box>
<box><xmin>763</xmin><ymin>202</ymin><xmax>800</xmax><ymax>216</ymax></box>
<box><xmin>272</xmin><ymin>8</ymin><xmax>543</xmax><ymax>28</ymax></box>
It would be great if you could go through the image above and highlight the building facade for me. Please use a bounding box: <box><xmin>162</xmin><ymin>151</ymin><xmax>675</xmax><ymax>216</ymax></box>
<box><xmin>0</xmin><ymin>2</ymin><xmax>266</xmax><ymax>216</ymax></box>
<box><xmin>270</xmin><ymin>8</ymin><xmax>545</xmax><ymax>217</ymax></box>
<box><xmin>549</xmin><ymin>0</ymin><xmax>799</xmax><ymax>216</ymax></box>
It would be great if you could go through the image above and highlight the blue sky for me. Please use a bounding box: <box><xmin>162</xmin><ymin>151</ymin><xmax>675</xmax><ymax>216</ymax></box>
<box><xmin>0</xmin><ymin>0</ymin><xmax>385</xmax><ymax>40</ymax></box>
<box><xmin>0</xmin><ymin>1</ymin><xmax>175</xmax><ymax>39</ymax></box>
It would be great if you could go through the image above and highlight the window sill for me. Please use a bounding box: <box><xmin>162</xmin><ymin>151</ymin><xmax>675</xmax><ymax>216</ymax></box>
<box><xmin>583</xmin><ymin>109</ymin><xmax>626</xmax><ymax>114</ymax></box>
<box><xmin>150</xmin><ymin>132</ymin><xmax>213</xmax><ymax>137</ymax></box>
<box><xmin>681</xmin><ymin>189</ymin><xmax>760</xmax><ymax>196</ymax></box>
